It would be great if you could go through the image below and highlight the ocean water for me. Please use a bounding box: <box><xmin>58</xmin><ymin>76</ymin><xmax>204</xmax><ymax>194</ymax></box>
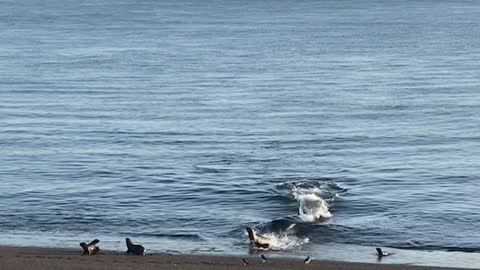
<box><xmin>1</xmin><ymin>0</ymin><xmax>480</xmax><ymax>268</ymax></box>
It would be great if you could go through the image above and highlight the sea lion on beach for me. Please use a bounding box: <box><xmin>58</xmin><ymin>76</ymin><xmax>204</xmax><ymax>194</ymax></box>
<box><xmin>245</xmin><ymin>227</ymin><xmax>270</xmax><ymax>249</ymax></box>
<box><xmin>126</xmin><ymin>238</ymin><xmax>145</xmax><ymax>255</ymax></box>
<box><xmin>79</xmin><ymin>239</ymin><xmax>100</xmax><ymax>255</ymax></box>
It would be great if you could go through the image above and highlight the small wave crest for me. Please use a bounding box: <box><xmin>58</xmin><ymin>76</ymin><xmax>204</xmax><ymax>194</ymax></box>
<box><xmin>123</xmin><ymin>232</ymin><xmax>203</xmax><ymax>241</ymax></box>
<box><xmin>391</xmin><ymin>239</ymin><xmax>480</xmax><ymax>253</ymax></box>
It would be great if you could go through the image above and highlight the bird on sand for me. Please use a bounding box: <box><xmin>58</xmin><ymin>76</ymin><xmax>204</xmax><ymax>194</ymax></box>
<box><xmin>242</xmin><ymin>257</ymin><xmax>249</xmax><ymax>265</ymax></box>
<box><xmin>304</xmin><ymin>256</ymin><xmax>311</xmax><ymax>264</ymax></box>
<box><xmin>261</xmin><ymin>254</ymin><xmax>267</xmax><ymax>263</ymax></box>
<box><xmin>376</xmin><ymin>247</ymin><xmax>391</xmax><ymax>257</ymax></box>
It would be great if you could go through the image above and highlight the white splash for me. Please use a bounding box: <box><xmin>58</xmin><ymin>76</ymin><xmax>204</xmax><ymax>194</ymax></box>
<box><xmin>292</xmin><ymin>185</ymin><xmax>332</xmax><ymax>222</ymax></box>
<box><xmin>245</xmin><ymin>225</ymin><xmax>309</xmax><ymax>251</ymax></box>
<box><xmin>258</xmin><ymin>231</ymin><xmax>310</xmax><ymax>250</ymax></box>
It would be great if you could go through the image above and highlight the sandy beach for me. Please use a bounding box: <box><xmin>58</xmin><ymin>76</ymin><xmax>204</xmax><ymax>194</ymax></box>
<box><xmin>0</xmin><ymin>246</ymin><xmax>470</xmax><ymax>270</ymax></box>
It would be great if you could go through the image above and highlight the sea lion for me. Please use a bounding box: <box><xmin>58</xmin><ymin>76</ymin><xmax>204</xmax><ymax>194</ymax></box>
<box><xmin>79</xmin><ymin>239</ymin><xmax>100</xmax><ymax>255</ymax></box>
<box><xmin>126</xmin><ymin>238</ymin><xmax>145</xmax><ymax>255</ymax></box>
<box><xmin>245</xmin><ymin>227</ymin><xmax>270</xmax><ymax>249</ymax></box>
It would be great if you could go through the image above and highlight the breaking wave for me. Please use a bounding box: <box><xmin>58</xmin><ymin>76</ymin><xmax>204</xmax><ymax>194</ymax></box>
<box><xmin>296</xmin><ymin>193</ymin><xmax>331</xmax><ymax>221</ymax></box>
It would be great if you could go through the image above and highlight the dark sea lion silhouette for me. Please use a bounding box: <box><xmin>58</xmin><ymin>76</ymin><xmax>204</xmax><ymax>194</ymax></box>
<box><xmin>245</xmin><ymin>227</ymin><xmax>270</xmax><ymax>249</ymax></box>
<box><xmin>126</xmin><ymin>238</ymin><xmax>145</xmax><ymax>255</ymax></box>
<box><xmin>79</xmin><ymin>239</ymin><xmax>100</xmax><ymax>255</ymax></box>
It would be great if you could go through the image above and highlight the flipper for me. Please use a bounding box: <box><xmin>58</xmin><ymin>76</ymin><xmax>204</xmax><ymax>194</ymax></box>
<box><xmin>88</xmin><ymin>239</ymin><xmax>100</xmax><ymax>246</ymax></box>
<box><xmin>79</xmin><ymin>242</ymin><xmax>89</xmax><ymax>255</ymax></box>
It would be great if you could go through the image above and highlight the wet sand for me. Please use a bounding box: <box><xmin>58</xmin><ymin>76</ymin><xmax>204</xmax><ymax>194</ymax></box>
<box><xmin>0</xmin><ymin>246</ymin><xmax>470</xmax><ymax>270</ymax></box>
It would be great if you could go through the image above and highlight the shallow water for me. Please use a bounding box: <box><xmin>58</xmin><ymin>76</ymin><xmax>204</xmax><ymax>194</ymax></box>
<box><xmin>1</xmin><ymin>0</ymin><xmax>480</xmax><ymax>268</ymax></box>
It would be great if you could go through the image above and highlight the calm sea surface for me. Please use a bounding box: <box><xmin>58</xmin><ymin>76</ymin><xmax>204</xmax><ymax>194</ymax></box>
<box><xmin>1</xmin><ymin>0</ymin><xmax>480</xmax><ymax>268</ymax></box>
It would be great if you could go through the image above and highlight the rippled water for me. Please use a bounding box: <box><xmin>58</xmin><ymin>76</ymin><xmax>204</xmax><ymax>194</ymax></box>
<box><xmin>1</xmin><ymin>0</ymin><xmax>480</xmax><ymax>268</ymax></box>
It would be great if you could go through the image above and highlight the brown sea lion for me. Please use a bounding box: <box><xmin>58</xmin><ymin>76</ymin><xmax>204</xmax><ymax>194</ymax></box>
<box><xmin>126</xmin><ymin>238</ymin><xmax>145</xmax><ymax>255</ymax></box>
<box><xmin>79</xmin><ymin>239</ymin><xmax>100</xmax><ymax>255</ymax></box>
<box><xmin>245</xmin><ymin>227</ymin><xmax>270</xmax><ymax>249</ymax></box>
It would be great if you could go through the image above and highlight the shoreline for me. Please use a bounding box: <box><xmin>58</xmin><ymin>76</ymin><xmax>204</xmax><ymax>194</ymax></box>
<box><xmin>0</xmin><ymin>245</ymin><xmax>471</xmax><ymax>270</ymax></box>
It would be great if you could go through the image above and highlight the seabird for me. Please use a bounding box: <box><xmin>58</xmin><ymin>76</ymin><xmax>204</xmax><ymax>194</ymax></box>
<box><xmin>376</xmin><ymin>248</ymin><xmax>390</xmax><ymax>257</ymax></box>
<box><xmin>126</xmin><ymin>238</ymin><xmax>146</xmax><ymax>255</ymax></box>
<box><xmin>261</xmin><ymin>254</ymin><xmax>267</xmax><ymax>263</ymax></box>
<box><xmin>245</xmin><ymin>227</ymin><xmax>270</xmax><ymax>249</ymax></box>
<box><xmin>242</xmin><ymin>257</ymin><xmax>249</xmax><ymax>265</ymax></box>
<box><xmin>304</xmin><ymin>256</ymin><xmax>311</xmax><ymax>264</ymax></box>
<box><xmin>79</xmin><ymin>239</ymin><xmax>100</xmax><ymax>255</ymax></box>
